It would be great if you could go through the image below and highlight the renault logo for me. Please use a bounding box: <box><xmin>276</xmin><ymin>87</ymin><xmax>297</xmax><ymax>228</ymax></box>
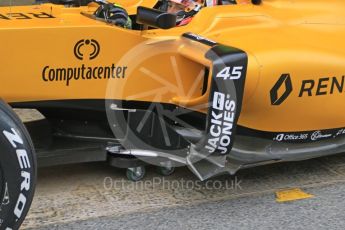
<box><xmin>270</xmin><ymin>74</ymin><xmax>293</xmax><ymax>105</ymax></box>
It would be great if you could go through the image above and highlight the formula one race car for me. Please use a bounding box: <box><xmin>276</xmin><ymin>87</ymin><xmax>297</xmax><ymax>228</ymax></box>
<box><xmin>1</xmin><ymin>0</ymin><xmax>345</xmax><ymax>228</ymax></box>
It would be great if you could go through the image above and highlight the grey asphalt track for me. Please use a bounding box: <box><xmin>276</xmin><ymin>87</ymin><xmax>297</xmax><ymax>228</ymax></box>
<box><xmin>21</xmin><ymin>153</ymin><xmax>345</xmax><ymax>229</ymax></box>
<box><xmin>32</xmin><ymin>182</ymin><xmax>345</xmax><ymax>230</ymax></box>
<box><xmin>0</xmin><ymin>0</ymin><xmax>35</xmax><ymax>6</ymax></box>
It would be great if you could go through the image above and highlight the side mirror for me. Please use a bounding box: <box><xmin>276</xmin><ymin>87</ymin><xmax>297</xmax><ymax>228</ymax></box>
<box><xmin>136</xmin><ymin>6</ymin><xmax>177</xmax><ymax>30</ymax></box>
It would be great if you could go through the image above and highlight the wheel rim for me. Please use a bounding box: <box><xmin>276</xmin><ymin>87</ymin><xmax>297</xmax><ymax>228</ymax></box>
<box><xmin>127</xmin><ymin>167</ymin><xmax>145</xmax><ymax>181</ymax></box>
<box><xmin>134</xmin><ymin>167</ymin><xmax>143</xmax><ymax>177</ymax></box>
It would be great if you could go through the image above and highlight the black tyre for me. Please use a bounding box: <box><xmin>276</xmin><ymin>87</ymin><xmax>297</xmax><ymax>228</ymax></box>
<box><xmin>0</xmin><ymin>100</ymin><xmax>36</xmax><ymax>230</ymax></box>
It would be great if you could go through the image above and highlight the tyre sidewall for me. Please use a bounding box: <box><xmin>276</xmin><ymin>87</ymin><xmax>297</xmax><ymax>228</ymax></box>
<box><xmin>0</xmin><ymin>102</ymin><xmax>36</xmax><ymax>230</ymax></box>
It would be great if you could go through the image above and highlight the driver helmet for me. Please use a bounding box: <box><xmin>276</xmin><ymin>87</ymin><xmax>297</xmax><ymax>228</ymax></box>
<box><xmin>168</xmin><ymin>0</ymin><xmax>210</xmax><ymax>25</ymax></box>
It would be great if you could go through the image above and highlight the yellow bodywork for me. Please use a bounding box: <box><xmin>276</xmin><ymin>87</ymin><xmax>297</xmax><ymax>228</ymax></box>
<box><xmin>0</xmin><ymin>0</ymin><xmax>345</xmax><ymax>132</ymax></box>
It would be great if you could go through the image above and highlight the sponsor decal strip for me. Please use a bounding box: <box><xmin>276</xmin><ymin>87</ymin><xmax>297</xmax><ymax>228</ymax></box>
<box><xmin>237</xmin><ymin>126</ymin><xmax>345</xmax><ymax>143</ymax></box>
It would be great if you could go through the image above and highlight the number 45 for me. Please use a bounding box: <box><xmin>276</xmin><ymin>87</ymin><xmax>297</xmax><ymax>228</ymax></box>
<box><xmin>216</xmin><ymin>66</ymin><xmax>243</xmax><ymax>80</ymax></box>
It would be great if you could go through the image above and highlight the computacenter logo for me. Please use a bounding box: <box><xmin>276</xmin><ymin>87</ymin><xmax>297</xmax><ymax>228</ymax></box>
<box><xmin>270</xmin><ymin>73</ymin><xmax>293</xmax><ymax>105</ymax></box>
<box><xmin>41</xmin><ymin>39</ymin><xmax>128</xmax><ymax>86</ymax></box>
<box><xmin>74</xmin><ymin>39</ymin><xmax>100</xmax><ymax>60</ymax></box>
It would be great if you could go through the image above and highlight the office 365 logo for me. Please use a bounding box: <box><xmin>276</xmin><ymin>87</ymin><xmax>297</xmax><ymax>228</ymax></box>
<box><xmin>270</xmin><ymin>74</ymin><xmax>293</xmax><ymax>105</ymax></box>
